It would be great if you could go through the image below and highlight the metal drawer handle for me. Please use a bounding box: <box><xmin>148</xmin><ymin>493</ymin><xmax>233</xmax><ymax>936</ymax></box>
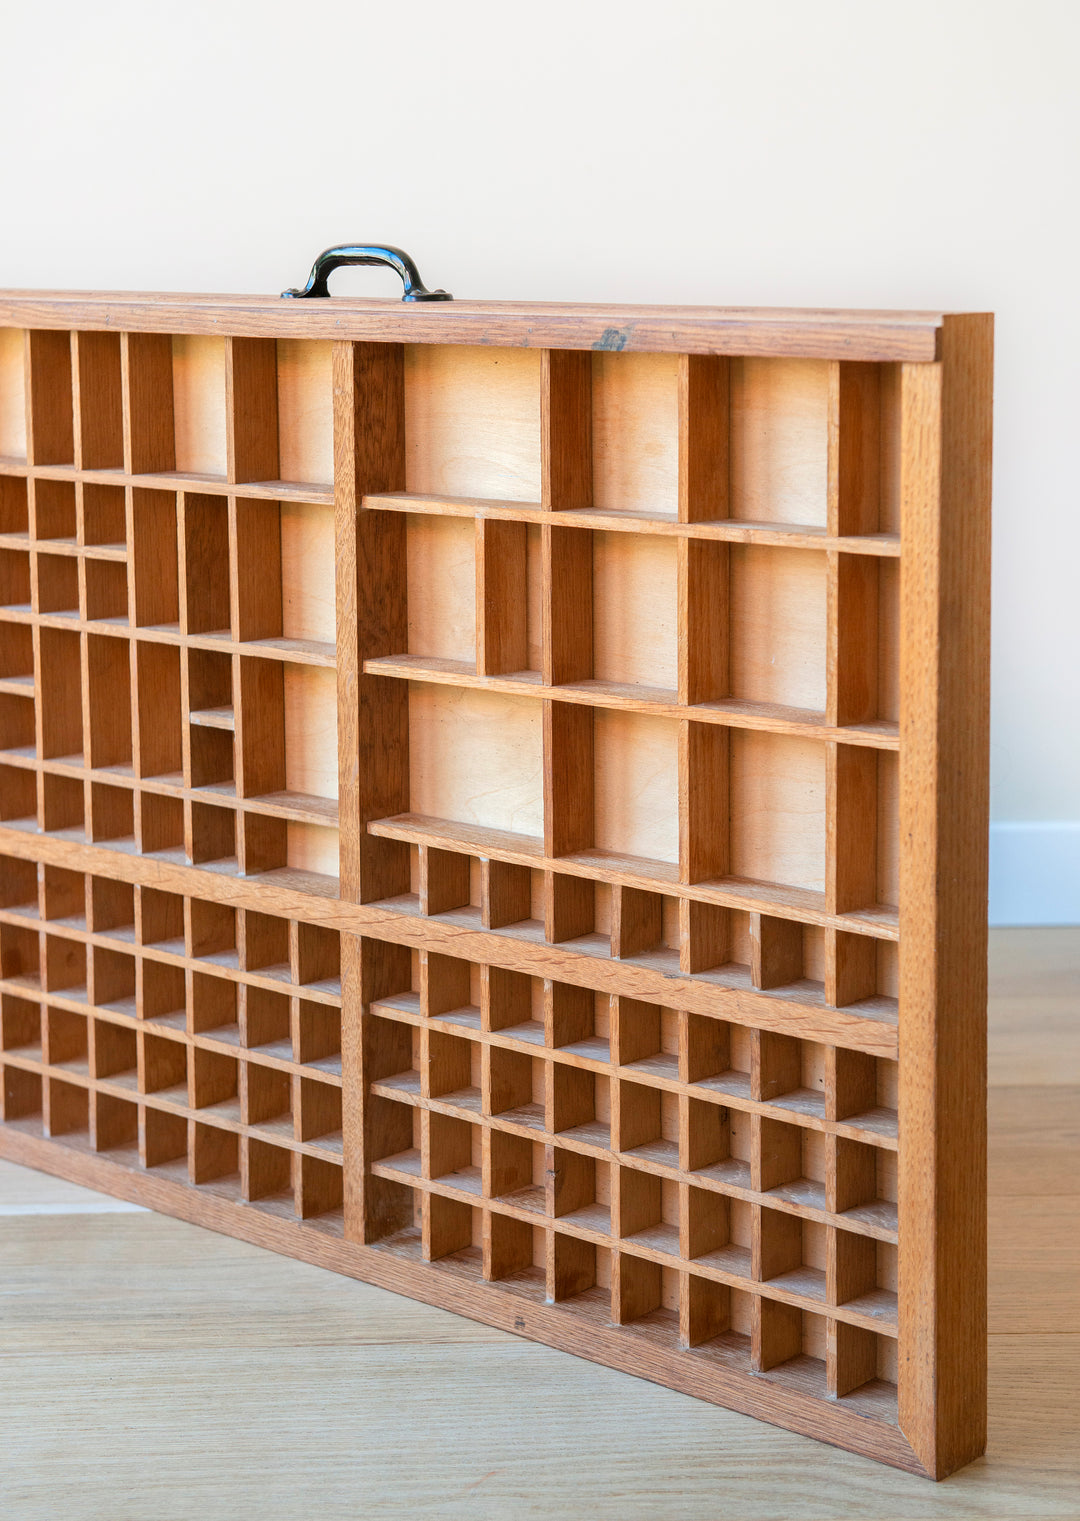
<box><xmin>281</xmin><ymin>243</ymin><xmax>452</xmax><ymax>302</ymax></box>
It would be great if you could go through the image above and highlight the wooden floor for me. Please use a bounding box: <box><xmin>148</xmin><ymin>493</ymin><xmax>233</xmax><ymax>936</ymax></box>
<box><xmin>1</xmin><ymin>928</ymin><xmax>1077</xmax><ymax>1519</ymax></box>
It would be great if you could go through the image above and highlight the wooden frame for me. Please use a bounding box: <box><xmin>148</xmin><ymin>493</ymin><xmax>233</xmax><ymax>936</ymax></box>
<box><xmin>0</xmin><ymin>292</ymin><xmax>992</xmax><ymax>1477</ymax></box>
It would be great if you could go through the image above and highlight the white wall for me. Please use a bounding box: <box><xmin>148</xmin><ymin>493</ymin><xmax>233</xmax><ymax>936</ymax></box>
<box><xmin>1</xmin><ymin>0</ymin><xmax>1076</xmax><ymax>920</ymax></box>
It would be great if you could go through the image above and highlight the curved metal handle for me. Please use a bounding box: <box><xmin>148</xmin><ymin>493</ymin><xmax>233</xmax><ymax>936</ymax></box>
<box><xmin>281</xmin><ymin>244</ymin><xmax>452</xmax><ymax>302</ymax></box>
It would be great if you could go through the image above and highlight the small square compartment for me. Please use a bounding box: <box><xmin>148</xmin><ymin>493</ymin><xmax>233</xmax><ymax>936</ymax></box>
<box><xmin>426</xmin><ymin>1111</ymin><xmax>480</xmax><ymax>1192</ymax></box>
<box><xmin>753</xmin><ymin>1030</ymin><xmax>824</xmax><ymax>1116</ymax></box>
<box><xmin>140</xmin><ymin>1031</ymin><xmax>188</xmax><ymax>1099</ymax></box>
<box><xmin>239</xmin><ymin>909</ymin><xmax>291</xmax><ymax>979</ymax></box>
<box><xmin>242</xmin><ymin>1060</ymin><xmax>292</xmax><ymax>1136</ymax></box>
<box><xmin>92</xmin><ymin>1018</ymin><xmax>137</xmax><ymax>1084</ymax></box>
<box><xmin>0</xmin><ymin>475</ymin><xmax>29</xmax><ymax>532</ymax></box>
<box><xmin>1</xmin><ymin>920</ymin><xmax>41</xmax><ymax>985</ymax></box>
<box><xmin>297</xmin><ymin>1075</ymin><xmax>342</xmax><ymax>1149</ymax></box>
<box><xmin>611</xmin><ymin>888</ymin><xmax>681</xmax><ymax>972</ymax></box>
<box><xmin>616</xmin><ymin>1000</ymin><xmax>679</xmax><ymax>1082</ymax></box>
<box><xmin>190</xmin><ymin>972</ymin><xmax>238</xmax><ymax>1040</ymax></box>
<box><xmin>616</xmin><ymin>1078</ymin><xmax>677</xmax><ymax>1166</ymax></box>
<box><xmin>89</xmin><ymin>782</ymin><xmax>134</xmax><ymax>844</ymax></box>
<box><xmin>43</xmin><ymin>934</ymin><xmax>86</xmax><ymax>998</ymax></box>
<box><xmin>753</xmin><ymin>1300</ymin><xmax>828</xmax><ymax>1392</ymax></box>
<box><xmin>297</xmin><ymin>1154</ymin><xmax>343</xmax><ymax>1222</ymax></box>
<box><xmin>82</xmin><ymin>484</ymin><xmax>126</xmax><ymax>548</ymax></box>
<box><xmin>422</xmin><ymin>1194</ymin><xmax>480</xmax><ymax>1266</ymax></box>
<box><xmin>139</xmin><ymin>960</ymin><xmax>186</xmax><ymax>1028</ymax></box>
<box><xmin>757</xmin><ymin>1116</ymin><xmax>827</xmax><ymax>1210</ymax></box>
<box><xmin>42</xmin><ymin>865</ymin><xmax>84</xmax><ymax>926</ymax></box>
<box><xmin>484</xmin><ymin>1043</ymin><xmax>533</xmax><ymax>1117</ymax></box>
<box><xmin>242</xmin><ymin>985</ymin><xmax>291</xmax><ymax>1051</ymax></box>
<box><xmin>33</xmin><ymin>480</ymin><xmax>76</xmax><ymax>542</ymax></box>
<box><xmin>426</xmin><ymin>1028</ymin><xmax>480</xmax><ymax>1111</ymax></box>
<box><xmin>190</xmin><ymin>1045</ymin><xmax>238</xmax><ymax>1112</ymax></box>
<box><xmin>0</xmin><ymin>547</ymin><xmax>31</xmax><ymax>608</ymax></box>
<box><xmin>139</xmin><ymin>887</ymin><xmax>184</xmax><ymax>950</ymax></box>
<box><xmin>0</xmin><ymin>699</ymin><xmax>35</xmax><ymax>756</ymax></box>
<box><xmin>139</xmin><ymin>792</ymin><xmax>185</xmax><ymax>854</ymax></box>
<box><xmin>294</xmin><ymin>998</ymin><xmax>340</xmax><ymax>1069</ymax></box>
<box><xmin>89</xmin><ymin>877</ymin><xmax>135</xmax><ymax>941</ymax></box>
<box><xmin>683</xmin><ymin>1275</ymin><xmax>745</xmax><ymax>1353</ymax></box>
<box><xmin>41</xmin><ymin>774</ymin><xmax>83</xmax><ymax>834</ymax></box>
<box><xmin>1</xmin><ymin>995</ymin><xmax>41</xmax><ymax>1055</ymax></box>
<box><xmin>756</xmin><ymin>1206</ymin><xmax>827</xmax><ymax>1303</ymax></box>
<box><xmin>0</xmin><ymin>854</ymin><xmax>38</xmax><ymax>914</ymax></box>
<box><xmin>45</xmin><ymin>1007</ymin><xmax>87</xmax><ymax>1071</ymax></box>
<box><xmin>484</xmin><ymin>1212</ymin><xmax>546</xmax><ymax>1286</ymax></box>
<box><xmin>614</xmin><ymin>1253</ymin><xmax>680</xmax><ymax>1339</ymax></box>
<box><xmin>46</xmin><ymin>1075</ymin><xmax>89</xmax><ymax>1138</ymax></box>
<box><xmin>189</xmin><ymin>898</ymin><xmax>236</xmax><ymax>964</ymax></box>
<box><xmin>684</xmin><ymin>1098</ymin><xmax>747</xmax><ymax>1188</ymax></box>
<box><xmin>189</xmin><ymin>801</ymin><xmax>235</xmax><ymax>865</ymax></box>
<box><xmin>0</xmin><ymin>620</ymin><xmax>33</xmax><ymax>680</ymax></box>
<box><xmin>547</xmin><ymin>981</ymin><xmax>606</xmax><ymax>1059</ymax></box>
<box><xmin>0</xmin><ymin>761</ymin><xmax>35</xmax><ymax>816</ymax></box>
<box><xmin>550</xmin><ymin>1232</ymin><xmax>610</xmax><ymax>1306</ymax></box>
<box><xmin>482</xmin><ymin>966</ymin><xmax>537</xmax><ymax>1041</ymax></box>
<box><xmin>294</xmin><ymin>922</ymin><xmax>340</xmax><ymax>991</ymax></box>
<box><xmin>141</xmin><ymin>1104</ymin><xmax>188</xmax><ymax>1168</ymax></box>
<box><xmin>84</xmin><ymin>559</ymin><xmax>129</xmax><ymax>623</ymax></box>
<box><xmin>2</xmin><ymin>1063</ymin><xmax>42</xmax><ymax>1121</ymax></box>
<box><xmin>191</xmin><ymin>1121</ymin><xmax>241</xmax><ymax>1187</ymax></box>
<box><xmin>551</xmin><ymin>1064</ymin><xmax>609</xmax><ymax>1149</ymax></box>
<box><xmin>243</xmin><ymin>1135</ymin><xmax>294</xmax><ymax>1203</ymax></box>
<box><xmin>551</xmin><ymin>1148</ymin><xmax>610</xmax><ymax>1235</ymax></box>
<box><xmin>684</xmin><ymin>1187</ymin><xmax>747</xmax><ymax>1277</ymax></box>
<box><xmin>486</xmin><ymin>1132</ymin><xmax>542</xmax><ymax>1209</ymax></box>
<box><xmin>35</xmin><ymin>552</ymin><xmax>79</xmax><ymax>614</ymax></box>
<box><xmin>91</xmin><ymin>1089</ymin><xmax>138</xmax><ymax>1152</ymax></box>
<box><xmin>91</xmin><ymin>946</ymin><xmax>136</xmax><ymax>1012</ymax></box>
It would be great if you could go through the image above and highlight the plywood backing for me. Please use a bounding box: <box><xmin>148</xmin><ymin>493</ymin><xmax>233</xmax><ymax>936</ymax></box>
<box><xmin>0</xmin><ymin>297</ymin><xmax>991</xmax><ymax>1481</ymax></box>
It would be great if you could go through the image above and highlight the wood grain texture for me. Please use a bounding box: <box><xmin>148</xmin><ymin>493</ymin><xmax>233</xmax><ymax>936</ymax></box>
<box><xmin>897</xmin><ymin>316</ymin><xmax>993</xmax><ymax>1478</ymax></box>
<box><xmin>0</xmin><ymin>294</ymin><xmax>993</xmax><ymax>1480</ymax></box>
<box><xmin>0</xmin><ymin>292</ymin><xmax>946</xmax><ymax>360</ymax></box>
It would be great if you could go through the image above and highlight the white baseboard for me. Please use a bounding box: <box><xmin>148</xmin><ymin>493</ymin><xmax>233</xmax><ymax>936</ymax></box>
<box><xmin>989</xmin><ymin>821</ymin><xmax>1080</xmax><ymax>926</ymax></box>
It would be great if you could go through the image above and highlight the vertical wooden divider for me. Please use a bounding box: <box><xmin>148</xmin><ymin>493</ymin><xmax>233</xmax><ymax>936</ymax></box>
<box><xmin>227</xmin><ymin>338</ymin><xmax>285</xmax><ymax>874</ymax></box>
<box><xmin>677</xmin><ymin>355</ymin><xmax>731</xmax><ymax>974</ymax></box>
<box><xmin>334</xmin><ymin>341</ymin><xmax>408</xmax><ymax>1245</ymax></box>
<box><xmin>826</xmin><ymin>361</ymin><xmax>884</xmax><ymax>994</ymax></box>
<box><xmin>539</xmin><ymin>349</ymin><xmax>593</xmax><ymax>1298</ymax></box>
<box><xmin>540</xmin><ymin>350</ymin><xmax>594</xmax><ymax>946</ymax></box>
<box><xmin>897</xmin><ymin>315</ymin><xmax>992</xmax><ymax>1478</ymax></box>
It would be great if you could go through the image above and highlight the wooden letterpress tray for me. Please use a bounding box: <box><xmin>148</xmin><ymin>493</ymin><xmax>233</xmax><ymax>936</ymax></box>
<box><xmin>0</xmin><ymin>276</ymin><xmax>992</xmax><ymax>1478</ymax></box>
